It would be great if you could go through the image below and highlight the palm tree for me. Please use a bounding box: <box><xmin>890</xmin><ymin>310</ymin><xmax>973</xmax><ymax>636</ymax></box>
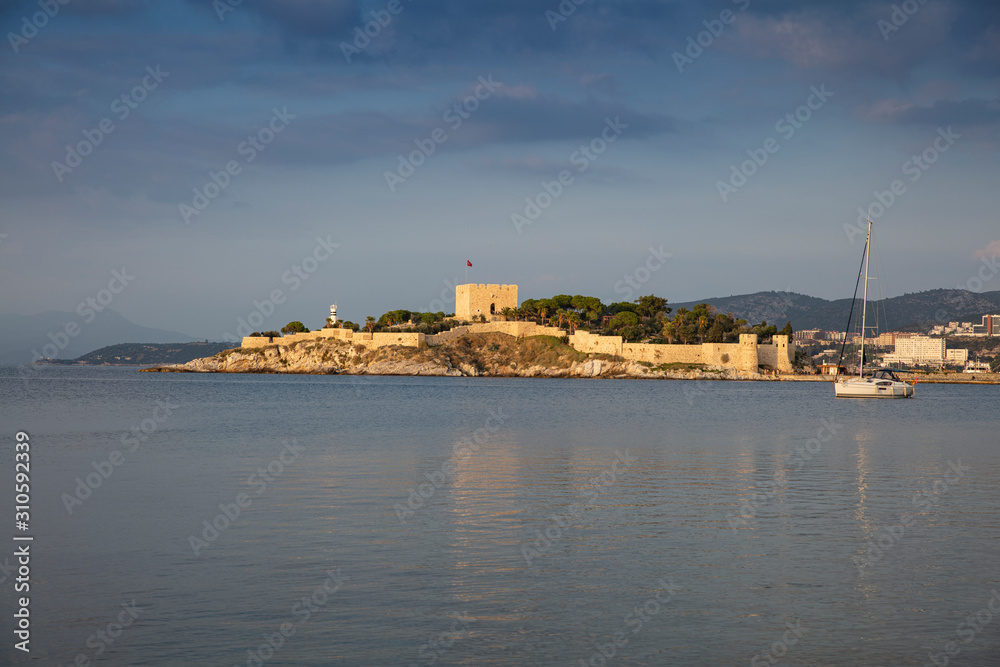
<box><xmin>565</xmin><ymin>312</ymin><xmax>582</xmax><ymax>333</ymax></box>
<box><xmin>697</xmin><ymin>315</ymin><xmax>710</xmax><ymax>343</ymax></box>
<box><xmin>365</xmin><ymin>316</ymin><xmax>376</xmax><ymax>333</ymax></box>
<box><xmin>500</xmin><ymin>307</ymin><xmax>515</xmax><ymax>321</ymax></box>
<box><xmin>663</xmin><ymin>322</ymin><xmax>677</xmax><ymax>343</ymax></box>
<box><xmin>537</xmin><ymin>302</ymin><xmax>551</xmax><ymax>325</ymax></box>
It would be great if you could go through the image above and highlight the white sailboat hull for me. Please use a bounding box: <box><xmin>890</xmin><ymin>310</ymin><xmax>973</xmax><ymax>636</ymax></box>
<box><xmin>834</xmin><ymin>377</ymin><xmax>913</xmax><ymax>398</ymax></box>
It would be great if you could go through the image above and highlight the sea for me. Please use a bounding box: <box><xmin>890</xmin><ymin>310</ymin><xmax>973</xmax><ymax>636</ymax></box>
<box><xmin>1</xmin><ymin>366</ymin><xmax>998</xmax><ymax>666</ymax></box>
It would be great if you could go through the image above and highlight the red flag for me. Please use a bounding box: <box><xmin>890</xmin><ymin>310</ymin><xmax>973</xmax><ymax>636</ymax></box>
<box><xmin>466</xmin><ymin>260</ymin><xmax>472</xmax><ymax>267</ymax></box>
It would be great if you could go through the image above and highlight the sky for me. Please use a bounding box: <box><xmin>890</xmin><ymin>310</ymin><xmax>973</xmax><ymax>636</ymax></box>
<box><xmin>0</xmin><ymin>0</ymin><xmax>998</xmax><ymax>340</ymax></box>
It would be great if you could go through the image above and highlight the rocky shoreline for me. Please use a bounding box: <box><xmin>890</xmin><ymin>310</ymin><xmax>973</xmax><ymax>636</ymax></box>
<box><xmin>140</xmin><ymin>332</ymin><xmax>1000</xmax><ymax>384</ymax></box>
<box><xmin>141</xmin><ymin>332</ymin><xmax>770</xmax><ymax>381</ymax></box>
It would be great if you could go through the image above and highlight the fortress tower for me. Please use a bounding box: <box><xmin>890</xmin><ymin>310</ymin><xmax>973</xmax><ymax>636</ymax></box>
<box><xmin>455</xmin><ymin>284</ymin><xmax>518</xmax><ymax>321</ymax></box>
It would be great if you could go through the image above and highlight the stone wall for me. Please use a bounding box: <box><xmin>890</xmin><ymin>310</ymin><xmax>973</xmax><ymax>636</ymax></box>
<box><xmin>569</xmin><ymin>331</ymin><xmax>623</xmax><ymax>356</ymax></box>
<box><xmin>239</xmin><ymin>324</ymin><xmax>794</xmax><ymax>374</ymax></box>
<box><xmin>240</xmin><ymin>328</ymin><xmax>425</xmax><ymax>351</ymax></box>
<box><xmin>455</xmin><ymin>284</ymin><xmax>518</xmax><ymax>321</ymax></box>
<box><xmin>753</xmin><ymin>335</ymin><xmax>793</xmax><ymax>372</ymax></box>
<box><xmin>466</xmin><ymin>321</ymin><xmax>565</xmax><ymax>337</ymax></box>
<box><xmin>241</xmin><ymin>336</ymin><xmax>277</xmax><ymax>349</ymax></box>
<box><xmin>371</xmin><ymin>332</ymin><xmax>427</xmax><ymax>349</ymax></box>
<box><xmin>622</xmin><ymin>343</ymin><xmax>702</xmax><ymax>365</ymax></box>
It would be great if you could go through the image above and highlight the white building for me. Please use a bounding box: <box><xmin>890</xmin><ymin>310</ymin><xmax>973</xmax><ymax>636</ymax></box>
<box><xmin>946</xmin><ymin>348</ymin><xmax>969</xmax><ymax>364</ymax></box>
<box><xmin>894</xmin><ymin>335</ymin><xmax>945</xmax><ymax>363</ymax></box>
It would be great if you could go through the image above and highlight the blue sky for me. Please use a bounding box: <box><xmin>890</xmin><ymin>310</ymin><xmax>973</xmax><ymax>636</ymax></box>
<box><xmin>1</xmin><ymin>0</ymin><xmax>998</xmax><ymax>339</ymax></box>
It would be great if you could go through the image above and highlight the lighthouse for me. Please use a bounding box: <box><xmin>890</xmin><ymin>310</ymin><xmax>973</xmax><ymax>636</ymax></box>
<box><xmin>329</xmin><ymin>304</ymin><xmax>338</xmax><ymax>326</ymax></box>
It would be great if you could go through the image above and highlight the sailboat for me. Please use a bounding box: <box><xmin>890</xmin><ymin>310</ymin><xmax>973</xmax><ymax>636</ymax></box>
<box><xmin>833</xmin><ymin>214</ymin><xmax>914</xmax><ymax>398</ymax></box>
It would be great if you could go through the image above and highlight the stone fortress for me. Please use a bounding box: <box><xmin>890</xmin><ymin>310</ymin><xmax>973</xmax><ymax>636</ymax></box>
<box><xmin>455</xmin><ymin>284</ymin><xmax>518</xmax><ymax>321</ymax></box>
<box><xmin>240</xmin><ymin>283</ymin><xmax>795</xmax><ymax>373</ymax></box>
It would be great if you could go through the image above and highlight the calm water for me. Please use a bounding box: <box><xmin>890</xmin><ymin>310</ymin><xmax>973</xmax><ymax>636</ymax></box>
<box><xmin>1</xmin><ymin>366</ymin><xmax>998</xmax><ymax>666</ymax></box>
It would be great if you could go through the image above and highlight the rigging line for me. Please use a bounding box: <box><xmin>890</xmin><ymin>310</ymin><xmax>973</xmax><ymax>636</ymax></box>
<box><xmin>837</xmin><ymin>237</ymin><xmax>869</xmax><ymax>371</ymax></box>
<box><xmin>870</xmin><ymin>234</ymin><xmax>888</xmax><ymax>335</ymax></box>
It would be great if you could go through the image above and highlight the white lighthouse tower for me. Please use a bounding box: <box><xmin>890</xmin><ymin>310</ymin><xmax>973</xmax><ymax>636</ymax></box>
<box><xmin>329</xmin><ymin>304</ymin><xmax>338</xmax><ymax>326</ymax></box>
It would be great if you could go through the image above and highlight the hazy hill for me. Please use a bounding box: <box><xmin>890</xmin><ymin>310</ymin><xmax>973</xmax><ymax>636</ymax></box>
<box><xmin>38</xmin><ymin>342</ymin><xmax>231</xmax><ymax>366</ymax></box>
<box><xmin>0</xmin><ymin>309</ymin><xmax>197</xmax><ymax>365</ymax></box>
<box><xmin>669</xmin><ymin>289</ymin><xmax>1000</xmax><ymax>332</ymax></box>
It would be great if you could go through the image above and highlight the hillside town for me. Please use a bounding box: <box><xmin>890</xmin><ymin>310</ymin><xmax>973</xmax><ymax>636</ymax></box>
<box><xmin>795</xmin><ymin>314</ymin><xmax>1000</xmax><ymax>373</ymax></box>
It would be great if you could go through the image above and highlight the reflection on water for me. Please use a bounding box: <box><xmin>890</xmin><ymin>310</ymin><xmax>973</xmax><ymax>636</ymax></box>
<box><xmin>0</xmin><ymin>367</ymin><xmax>998</xmax><ymax>666</ymax></box>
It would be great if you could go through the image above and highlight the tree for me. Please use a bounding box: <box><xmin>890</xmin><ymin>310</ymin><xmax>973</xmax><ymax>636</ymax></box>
<box><xmin>519</xmin><ymin>299</ymin><xmax>539</xmax><ymax>322</ymax></box>
<box><xmin>536</xmin><ymin>298</ymin><xmax>557</xmax><ymax>324</ymax></box>
<box><xmin>365</xmin><ymin>316</ymin><xmax>376</xmax><ymax>333</ymax></box>
<box><xmin>662</xmin><ymin>321</ymin><xmax>677</xmax><ymax>343</ymax></box>
<box><xmin>282</xmin><ymin>321</ymin><xmax>308</xmax><ymax>334</ymax></box>
<box><xmin>779</xmin><ymin>321</ymin><xmax>794</xmax><ymax>337</ymax></box>
<box><xmin>635</xmin><ymin>295</ymin><xmax>670</xmax><ymax>319</ymax></box>
<box><xmin>378</xmin><ymin>309</ymin><xmax>411</xmax><ymax>327</ymax></box>
<box><xmin>606</xmin><ymin>301</ymin><xmax>639</xmax><ymax>316</ymax></box>
<box><xmin>500</xmin><ymin>307</ymin><xmax>515</xmax><ymax>321</ymax></box>
<box><xmin>552</xmin><ymin>294</ymin><xmax>574</xmax><ymax>310</ymax></box>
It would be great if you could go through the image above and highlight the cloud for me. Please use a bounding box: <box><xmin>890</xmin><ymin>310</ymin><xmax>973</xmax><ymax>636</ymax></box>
<box><xmin>858</xmin><ymin>96</ymin><xmax>1000</xmax><ymax>126</ymax></box>
<box><xmin>212</xmin><ymin>0</ymin><xmax>683</xmax><ymax>61</ymax></box>
<box><xmin>727</xmin><ymin>2</ymin><xmax>955</xmax><ymax>78</ymax></box>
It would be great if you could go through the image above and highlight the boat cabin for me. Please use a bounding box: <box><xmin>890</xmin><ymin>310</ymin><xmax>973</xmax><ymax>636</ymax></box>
<box><xmin>871</xmin><ymin>368</ymin><xmax>905</xmax><ymax>382</ymax></box>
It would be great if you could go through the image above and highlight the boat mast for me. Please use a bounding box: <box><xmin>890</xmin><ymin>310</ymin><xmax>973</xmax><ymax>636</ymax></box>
<box><xmin>859</xmin><ymin>214</ymin><xmax>872</xmax><ymax>378</ymax></box>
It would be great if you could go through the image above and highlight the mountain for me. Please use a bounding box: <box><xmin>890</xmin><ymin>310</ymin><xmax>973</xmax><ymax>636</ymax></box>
<box><xmin>669</xmin><ymin>289</ymin><xmax>1000</xmax><ymax>332</ymax></box>
<box><xmin>0</xmin><ymin>309</ymin><xmax>198</xmax><ymax>365</ymax></box>
<box><xmin>38</xmin><ymin>342</ymin><xmax>231</xmax><ymax>366</ymax></box>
